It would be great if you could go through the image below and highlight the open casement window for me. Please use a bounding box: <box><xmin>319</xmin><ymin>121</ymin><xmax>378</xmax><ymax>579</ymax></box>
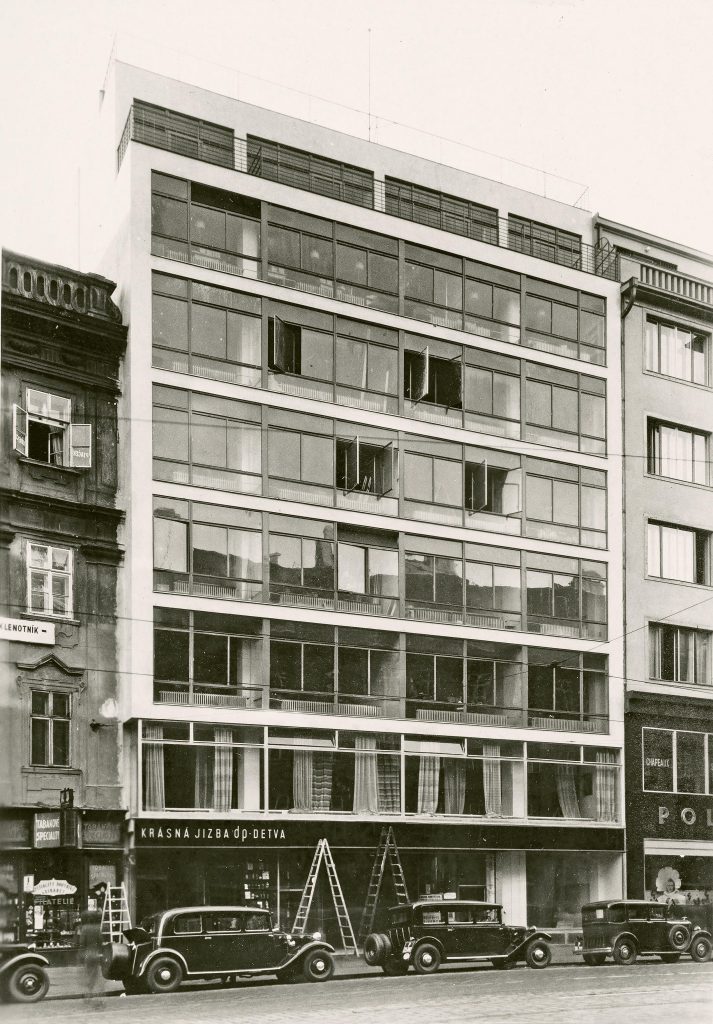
<box><xmin>338</xmin><ymin>436</ymin><xmax>394</xmax><ymax>496</ymax></box>
<box><xmin>430</xmin><ymin>355</ymin><xmax>462</xmax><ymax>410</ymax></box>
<box><xmin>406</xmin><ymin>346</ymin><xmax>429</xmax><ymax>402</ymax></box>
<box><xmin>15</xmin><ymin>389</ymin><xmax>91</xmax><ymax>469</ymax></box>
<box><xmin>13</xmin><ymin>405</ymin><xmax>27</xmax><ymax>456</ymax></box>
<box><xmin>269</xmin><ymin>316</ymin><xmax>298</xmax><ymax>373</ymax></box>
<box><xmin>465</xmin><ymin>461</ymin><xmax>521</xmax><ymax>515</ymax></box>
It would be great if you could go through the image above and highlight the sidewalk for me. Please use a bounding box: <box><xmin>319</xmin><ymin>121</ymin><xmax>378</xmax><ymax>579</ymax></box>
<box><xmin>44</xmin><ymin>946</ymin><xmax>579</xmax><ymax>1000</ymax></box>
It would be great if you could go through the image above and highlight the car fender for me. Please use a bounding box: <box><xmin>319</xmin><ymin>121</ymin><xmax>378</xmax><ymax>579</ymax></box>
<box><xmin>278</xmin><ymin>940</ymin><xmax>335</xmax><ymax>971</ymax></box>
<box><xmin>136</xmin><ymin>946</ymin><xmax>188</xmax><ymax>978</ymax></box>
<box><xmin>0</xmin><ymin>952</ymin><xmax>50</xmax><ymax>976</ymax></box>
<box><xmin>407</xmin><ymin>935</ymin><xmax>446</xmax><ymax>963</ymax></box>
<box><xmin>611</xmin><ymin>930</ymin><xmax>638</xmax><ymax>950</ymax></box>
<box><xmin>507</xmin><ymin>930</ymin><xmax>552</xmax><ymax>959</ymax></box>
<box><xmin>687</xmin><ymin>927</ymin><xmax>712</xmax><ymax>947</ymax></box>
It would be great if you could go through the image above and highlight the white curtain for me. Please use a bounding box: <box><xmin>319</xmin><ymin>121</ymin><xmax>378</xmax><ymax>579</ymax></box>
<box><xmin>293</xmin><ymin>750</ymin><xmax>314</xmax><ymax>811</ymax></box>
<box><xmin>655</xmin><ymin>424</ymin><xmax>695</xmax><ymax>482</ymax></box>
<box><xmin>660</xmin><ymin>525</ymin><xmax>695</xmax><ymax>582</ymax></box>
<box><xmin>194</xmin><ymin>746</ymin><xmax>213</xmax><ymax>808</ymax></box>
<box><xmin>443</xmin><ymin>759</ymin><xmax>466</xmax><ymax>815</ymax></box>
<box><xmin>483</xmin><ymin>742</ymin><xmax>502</xmax><ymax>816</ymax></box>
<box><xmin>594</xmin><ymin>751</ymin><xmax>618</xmax><ymax>822</ymax></box>
<box><xmin>213</xmin><ymin>727</ymin><xmax>233</xmax><ymax>812</ymax></box>
<box><xmin>143</xmin><ymin>723</ymin><xmax>165</xmax><ymax>811</ymax></box>
<box><xmin>556</xmin><ymin>763</ymin><xmax>581</xmax><ymax>818</ymax></box>
<box><xmin>377</xmin><ymin>753</ymin><xmax>400</xmax><ymax>813</ymax></box>
<box><xmin>353</xmin><ymin>735</ymin><xmax>379</xmax><ymax>813</ymax></box>
<box><xmin>418</xmin><ymin>756</ymin><xmax>440</xmax><ymax>814</ymax></box>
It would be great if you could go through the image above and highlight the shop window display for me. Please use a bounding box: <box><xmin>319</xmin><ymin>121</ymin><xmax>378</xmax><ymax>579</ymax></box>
<box><xmin>645</xmin><ymin>857</ymin><xmax>713</xmax><ymax>909</ymax></box>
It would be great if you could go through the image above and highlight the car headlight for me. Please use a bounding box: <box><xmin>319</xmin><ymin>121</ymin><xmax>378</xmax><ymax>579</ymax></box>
<box><xmin>311</xmin><ymin>931</ymin><xmax>322</xmax><ymax>940</ymax></box>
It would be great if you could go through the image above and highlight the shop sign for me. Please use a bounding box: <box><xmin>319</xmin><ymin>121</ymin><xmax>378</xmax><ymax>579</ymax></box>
<box><xmin>649</xmin><ymin>794</ymin><xmax>713</xmax><ymax>839</ymax></box>
<box><xmin>83</xmin><ymin>821</ymin><xmax>123</xmax><ymax>846</ymax></box>
<box><xmin>23</xmin><ymin>875</ymin><xmax>34</xmax><ymax>894</ymax></box>
<box><xmin>34</xmin><ymin>812</ymin><xmax>60</xmax><ymax>848</ymax></box>
<box><xmin>137</xmin><ymin>822</ymin><xmax>288</xmax><ymax>845</ymax></box>
<box><xmin>32</xmin><ymin>878</ymin><xmax>77</xmax><ymax>897</ymax></box>
<box><xmin>0</xmin><ymin>616</ymin><xmax>55</xmax><ymax>644</ymax></box>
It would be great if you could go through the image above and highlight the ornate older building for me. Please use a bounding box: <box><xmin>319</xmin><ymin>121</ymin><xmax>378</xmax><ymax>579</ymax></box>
<box><xmin>0</xmin><ymin>251</ymin><xmax>127</xmax><ymax>956</ymax></box>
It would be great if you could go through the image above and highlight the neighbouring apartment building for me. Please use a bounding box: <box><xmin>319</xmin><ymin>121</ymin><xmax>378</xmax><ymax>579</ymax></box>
<box><xmin>596</xmin><ymin>220</ymin><xmax>713</xmax><ymax>926</ymax></box>
<box><xmin>0</xmin><ymin>251</ymin><xmax>127</xmax><ymax>954</ymax></box>
<box><xmin>85</xmin><ymin>60</ymin><xmax>625</xmax><ymax>943</ymax></box>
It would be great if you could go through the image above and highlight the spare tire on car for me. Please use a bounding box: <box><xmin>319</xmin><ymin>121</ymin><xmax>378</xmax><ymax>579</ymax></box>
<box><xmin>364</xmin><ymin>932</ymin><xmax>391</xmax><ymax>966</ymax></box>
<box><xmin>101</xmin><ymin>943</ymin><xmax>131</xmax><ymax>980</ymax></box>
<box><xmin>667</xmin><ymin>923</ymin><xmax>691</xmax><ymax>951</ymax></box>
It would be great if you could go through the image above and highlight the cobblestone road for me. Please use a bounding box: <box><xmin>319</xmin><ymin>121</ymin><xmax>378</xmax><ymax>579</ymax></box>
<box><xmin>5</xmin><ymin>961</ymin><xmax>712</xmax><ymax>1024</ymax></box>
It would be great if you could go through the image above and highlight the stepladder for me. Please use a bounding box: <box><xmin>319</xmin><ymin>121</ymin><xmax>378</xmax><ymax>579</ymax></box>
<box><xmin>358</xmin><ymin>826</ymin><xmax>410</xmax><ymax>945</ymax></box>
<box><xmin>101</xmin><ymin>884</ymin><xmax>131</xmax><ymax>944</ymax></box>
<box><xmin>292</xmin><ymin>838</ymin><xmax>357</xmax><ymax>954</ymax></box>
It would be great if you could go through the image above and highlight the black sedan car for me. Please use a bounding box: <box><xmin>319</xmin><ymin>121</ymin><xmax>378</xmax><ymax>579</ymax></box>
<box><xmin>102</xmin><ymin>906</ymin><xmax>335</xmax><ymax>993</ymax></box>
<box><xmin>364</xmin><ymin>899</ymin><xmax>552</xmax><ymax>975</ymax></box>
<box><xmin>0</xmin><ymin>944</ymin><xmax>50</xmax><ymax>1003</ymax></box>
<box><xmin>574</xmin><ymin>900</ymin><xmax>713</xmax><ymax>965</ymax></box>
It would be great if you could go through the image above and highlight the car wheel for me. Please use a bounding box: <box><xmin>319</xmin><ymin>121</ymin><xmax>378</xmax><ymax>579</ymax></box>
<box><xmin>526</xmin><ymin>941</ymin><xmax>551</xmax><ymax>970</ymax></box>
<box><xmin>145</xmin><ymin>957</ymin><xmax>184</xmax><ymax>994</ymax></box>
<box><xmin>667</xmin><ymin>923</ymin><xmax>691</xmax><ymax>951</ymax></box>
<box><xmin>364</xmin><ymin>932</ymin><xmax>391</xmax><ymax>967</ymax></box>
<box><xmin>412</xmin><ymin>943</ymin><xmax>441</xmax><ymax>975</ymax></box>
<box><xmin>382</xmin><ymin>956</ymin><xmax>409</xmax><ymax>976</ymax></box>
<box><xmin>689</xmin><ymin>935</ymin><xmax>712</xmax><ymax>963</ymax></box>
<box><xmin>612</xmin><ymin>937</ymin><xmax>637</xmax><ymax>966</ymax></box>
<box><xmin>5</xmin><ymin>964</ymin><xmax>50</xmax><ymax>1003</ymax></box>
<box><xmin>583</xmin><ymin>953</ymin><xmax>607</xmax><ymax>966</ymax></box>
<box><xmin>658</xmin><ymin>953</ymin><xmax>681</xmax><ymax>964</ymax></box>
<box><xmin>302</xmin><ymin>949</ymin><xmax>334</xmax><ymax>983</ymax></box>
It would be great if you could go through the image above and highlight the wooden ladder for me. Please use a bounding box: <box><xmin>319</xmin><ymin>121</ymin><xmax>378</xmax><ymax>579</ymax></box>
<box><xmin>100</xmin><ymin>884</ymin><xmax>131</xmax><ymax>944</ymax></box>
<box><xmin>358</xmin><ymin>826</ymin><xmax>410</xmax><ymax>945</ymax></box>
<box><xmin>292</xmin><ymin>838</ymin><xmax>357</xmax><ymax>954</ymax></box>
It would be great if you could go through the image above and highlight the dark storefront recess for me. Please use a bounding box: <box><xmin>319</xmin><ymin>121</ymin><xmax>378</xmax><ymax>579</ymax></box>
<box><xmin>625</xmin><ymin>693</ymin><xmax>713</xmax><ymax>933</ymax></box>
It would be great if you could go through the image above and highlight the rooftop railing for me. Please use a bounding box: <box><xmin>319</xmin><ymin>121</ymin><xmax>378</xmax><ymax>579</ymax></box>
<box><xmin>122</xmin><ymin>103</ymin><xmax>619</xmax><ymax>281</ymax></box>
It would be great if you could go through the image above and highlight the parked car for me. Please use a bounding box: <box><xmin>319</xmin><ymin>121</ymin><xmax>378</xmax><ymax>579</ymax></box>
<box><xmin>0</xmin><ymin>944</ymin><xmax>50</xmax><ymax>1003</ymax></box>
<box><xmin>574</xmin><ymin>900</ymin><xmax>713</xmax><ymax>966</ymax></box>
<box><xmin>364</xmin><ymin>899</ymin><xmax>552</xmax><ymax>975</ymax></box>
<box><xmin>102</xmin><ymin>906</ymin><xmax>335</xmax><ymax>993</ymax></box>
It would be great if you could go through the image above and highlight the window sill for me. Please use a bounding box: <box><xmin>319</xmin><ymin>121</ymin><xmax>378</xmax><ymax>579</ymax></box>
<box><xmin>644</xmin><ymin>473</ymin><xmax>711</xmax><ymax>492</ymax></box>
<box><xmin>18</xmin><ymin>456</ymin><xmax>83</xmax><ymax>475</ymax></box>
<box><xmin>644</xmin><ymin>575</ymin><xmax>712</xmax><ymax>591</ymax></box>
<box><xmin>642</xmin><ymin>369</ymin><xmax>711</xmax><ymax>393</ymax></box>
<box><xmin>20</xmin><ymin>611</ymin><xmax>80</xmax><ymax>626</ymax></box>
<box><xmin>22</xmin><ymin>765</ymin><xmax>78</xmax><ymax>774</ymax></box>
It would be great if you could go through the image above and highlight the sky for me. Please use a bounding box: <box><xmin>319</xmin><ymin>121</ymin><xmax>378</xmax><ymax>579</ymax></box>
<box><xmin>1</xmin><ymin>0</ymin><xmax>712</xmax><ymax>268</ymax></box>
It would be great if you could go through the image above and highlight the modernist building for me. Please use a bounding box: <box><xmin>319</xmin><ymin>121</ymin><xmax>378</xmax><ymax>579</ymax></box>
<box><xmin>86</xmin><ymin>61</ymin><xmax>625</xmax><ymax>943</ymax></box>
<box><xmin>596</xmin><ymin>220</ymin><xmax>713</xmax><ymax>922</ymax></box>
<box><xmin>0</xmin><ymin>251</ymin><xmax>127</xmax><ymax>952</ymax></box>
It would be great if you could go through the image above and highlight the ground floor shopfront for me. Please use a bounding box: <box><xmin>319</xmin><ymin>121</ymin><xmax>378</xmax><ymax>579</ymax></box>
<box><xmin>625</xmin><ymin>694</ymin><xmax>713</xmax><ymax>932</ymax></box>
<box><xmin>0</xmin><ymin>809</ymin><xmax>126</xmax><ymax>956</ymax></box>
<box><xmin>131</xmin><ymin>819</ymin><xmax>623</xmax><ymax>946</ymax></box>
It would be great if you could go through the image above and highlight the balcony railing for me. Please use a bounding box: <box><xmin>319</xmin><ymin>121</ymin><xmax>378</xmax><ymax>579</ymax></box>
<box><xmin>125</xmin><ymin>102</ymin><xmax>618</xmax><ymax>280</ymax></box>
<box><xmin>639</xmin><ymin>264</ymin><xmax>713</xmax><ymax>306</ymax></box>
<box><xmin>3</xmin><ymin>254</ymin><xmax>123</xmax><ymax>324</ymax></box>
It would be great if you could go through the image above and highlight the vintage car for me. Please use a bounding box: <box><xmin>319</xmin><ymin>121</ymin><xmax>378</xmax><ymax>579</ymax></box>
<box><xmin>363</xmin><ymin>899</ymin><xmax>552</xmax><ymax>975</ymax></box>
<box><xmin>102</xmin><ymin>906</ymin><xmax>335</xmax><ymax>993</ymax></box>
<box><xmin>0</xmin><ymin>944</ymin><xmax>50</xmax><ymax>1003</ymax></box>
<box><xmin>574</xmin><ymin>900</ymin><xmax>713</xmax><ymax>965</ymax></box>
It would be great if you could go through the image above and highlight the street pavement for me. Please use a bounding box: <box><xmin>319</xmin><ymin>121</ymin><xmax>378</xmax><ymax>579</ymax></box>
<box><xmin>4</xmin><ymin>960</ymin><xmax>712</xmax><ymax>1024</ymax></box>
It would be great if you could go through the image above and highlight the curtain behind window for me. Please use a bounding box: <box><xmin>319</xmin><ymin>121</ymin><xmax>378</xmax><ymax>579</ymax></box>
<box><xmin>556</xmin><ymin>763</ymin><xmax>581</xmax><ymax>818</ymax></box>
<box><xmin>213</xmin><ymin>727</ymin><xmax>233</xmax><ymax>812</ymax></box>
<box><xmin>354</xmin><ymin>734</ymin><xmax>379</xmax><ymax>812</ymax></box>
<box><xmin>594</xmin><ymin>751</ymin><xmax>617</xmax><ymax>821</ymax></box>
<box><xmin>293</xmin><ymin>749</ymin><xmax>314</xmax><ymax>810</ymax></box>
<box><xmin>377</xmin><ymin>753</ymin><xmax>400</xmax><ymax>813</ymax></box>
<box><xmin>418</xmin><ymin>755</ymin><xmax>440</xmax><ymax>813</ymax></box>
<box><xmin>143</xmin><ymin>723</ymin><xmax>165</xmax><ymax>811</ymax></box>
<box><xmin>443</xmin><ymin>759</ymin><xmax>466</xmax><ymax>815</ymax></box>
<box><xmin>483</xmin><ymin>742</ymin><xmax>502</xmax><ymax>815</ymax></box>
<box><xmin>195</xmin><ymin>745</ymin><xmax>213</xmax><ymax>808</ymax></box>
